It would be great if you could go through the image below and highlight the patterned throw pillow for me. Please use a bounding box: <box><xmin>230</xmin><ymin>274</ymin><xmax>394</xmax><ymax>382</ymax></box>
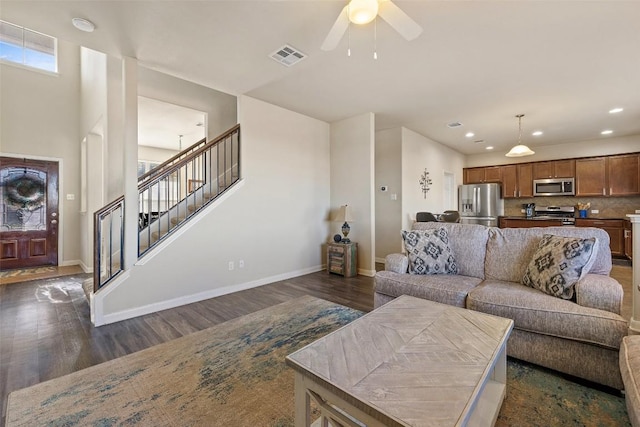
<box><xmin>401</xmin><ymin>228</ymin><xmax>459</xmax><ymax>275</ymax></box>
<box><xmin>522</xmin><ymin>234</ymin><xmax>598</xmax><ymax>299</ymax></box>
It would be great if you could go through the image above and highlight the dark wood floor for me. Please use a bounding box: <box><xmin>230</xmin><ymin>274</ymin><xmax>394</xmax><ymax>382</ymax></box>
<box><xmin>0</xmin><ymin>270</ymin><xmax>375</xmax><ymax>425</ymax></box>
<box><xmin>0</xmin><ymin>264</ymin><xmax>633</xmax><ymax>425</ymax></box>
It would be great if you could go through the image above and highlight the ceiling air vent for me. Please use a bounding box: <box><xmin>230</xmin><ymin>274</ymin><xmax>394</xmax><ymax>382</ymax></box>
<box><xmin>447</xmin><ymin>122</ymin><xmax>463</xmax><ymax>128</ymax></box>
<box><xmin>270</xmin><ymin>44</ymin><xmax>307</xmax><ymax>67</ymax></box>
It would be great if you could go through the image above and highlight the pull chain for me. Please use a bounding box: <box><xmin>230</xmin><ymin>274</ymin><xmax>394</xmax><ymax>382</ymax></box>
<box><xmin>347</xmin><ymin>5</ymin><xmax>351</xmax><ymax>57</ymax></box>
<box><xmin>373</xmin><ymin>16</ymin><xmax>378</xmax><ymax>59</ymax></box>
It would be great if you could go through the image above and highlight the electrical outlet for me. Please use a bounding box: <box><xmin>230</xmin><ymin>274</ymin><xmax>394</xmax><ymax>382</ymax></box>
<box><xmin>591</xmin><ymin>209</ymin><xmax>599</xmax><ymax>214</ymax></box>
<box><xmin>391</xmin><ymin>194</ymin><xmax>397</xmax><ymax>201</ymax></box>
<box><xmin>228</xmin><ymin>261</ymin><xmax>234</xmax><ymax>271</ymax></box>
<box><xmin>521</xmin><ymin>209</ymin><xmax>525</xmax><ymax>213</ymax></box>
<box><xmin>239</xmin><ymin>260</ymin><xmax>244</xmax><ymax>268</ymax></box>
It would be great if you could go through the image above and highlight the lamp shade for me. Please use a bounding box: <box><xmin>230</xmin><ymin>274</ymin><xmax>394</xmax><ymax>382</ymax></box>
<box><xmin>334</xmin><ymin>205</ymin><xmax>354</xmax><ymax>222</ymax></box>
<box><xmin>348</xmin><ymin>0</ymin><xmax>379</xmax><ymax>24</ymax></box>
<box><xmin>505</xmin><ymin>144</ymin><xmax>535</xmax><ymax>157</ymax></box>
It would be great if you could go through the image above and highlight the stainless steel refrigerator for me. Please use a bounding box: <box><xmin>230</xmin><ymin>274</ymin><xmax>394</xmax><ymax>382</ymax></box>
<box><xmin>458</xmin><ymin>183</ymin><xmax>504</xmax><ymax>227</ymax></box>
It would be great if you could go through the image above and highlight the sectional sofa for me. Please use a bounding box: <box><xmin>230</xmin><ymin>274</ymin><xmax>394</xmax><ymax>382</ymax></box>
<box><xmin>374</xmin><ymin>222</ymin><xmax>628</xmax><ymax>390</ymax></box>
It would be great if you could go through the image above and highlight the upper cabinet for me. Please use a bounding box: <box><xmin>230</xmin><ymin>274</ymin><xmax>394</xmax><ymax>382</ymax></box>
<box><xmin>501</xmin><ymin>163</ymin><xmax>533</xmax><ymax>198</ymax></box>
<box><xmin>533</xmin><ymin>160</ymin><xmax>575</xmax><ymax>179</ymax></box>
<box><xmin>576</xmin><ymin>154</ymin><xmax>639</xmax><ymax>196</ymax></box>
<box><xmin>609</xmin><ymin>154</ymin><xmax>640</xmax><ymax>196</ymax></box>
<box><xmin>464</xmin><ymin>152</ymin><xmax>639</xmax><ymax>198</ymax></box>
<box><xmin>575</xmin><ymin>157</ymin><xmax>607</xmax><ymax>196</ymax></box>
<box><xmin>464</xmin><ymin>166</ymin><xmax>501</xmax><ymax>184</ymax></box>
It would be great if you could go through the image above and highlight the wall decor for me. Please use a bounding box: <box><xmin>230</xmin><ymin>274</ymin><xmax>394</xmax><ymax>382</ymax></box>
<box><xmin>419</xmin><ymin>168</ymin><xmax>432</xmax><ymax>199</ymax></box>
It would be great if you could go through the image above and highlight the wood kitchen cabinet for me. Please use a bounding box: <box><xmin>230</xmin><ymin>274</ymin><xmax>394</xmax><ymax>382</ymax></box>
<box><xmin>575</xmin><ymin>157</ymin><xmax>607</xmax><ymax>196</ymax></box>
<box><xmin>533</xmin><ymin>160</ymin><xmax>575</xmax><ymax>179</ymax></box>
<box><xmin>464</xmin><ymin>166</ymin><xmax>501</xmax><ymax>184</ymax></box>
<box><xmin>499</xmin><ymin>218</ymin><xmax>563</xmax><ymax>228</ymax></box>
<box><xmin>575</xmin><ymin>218</ymin><xmax>625</xmax><ymax>257</ymax></box>
<box><xmin>501</xmin><ymin>163</ymin><xmax>533</xmax><ymax>198</ymax></box>
<box><xmin>575</xmin><ymin>154</ymin><xmax>639</xmax><ymax>197</ymax></box>
<box><xmin>608</xmin><ymin>154</ymin><xmax>639</xmax><ymax>196</ymax></box>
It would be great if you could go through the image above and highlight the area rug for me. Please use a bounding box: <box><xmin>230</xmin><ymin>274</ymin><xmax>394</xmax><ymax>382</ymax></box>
<box><xmin>6</xmin><ymin>296</ymin><xmax>630</xmax><ymax>426</ymax></box>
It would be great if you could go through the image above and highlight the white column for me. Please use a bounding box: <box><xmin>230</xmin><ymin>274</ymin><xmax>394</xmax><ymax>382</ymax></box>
<box><xmin>122</xmin><ymin>57</ymin><xmax>138</xmax><ymax>270</ymax></box>
<box><xmin>627</xmin><ymin>214</ymin><xmax>640</xmax><ymax>334</ymax></box>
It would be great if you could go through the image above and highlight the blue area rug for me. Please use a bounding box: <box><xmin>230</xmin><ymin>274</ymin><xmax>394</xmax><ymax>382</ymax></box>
<box><xmin>6</xmin><ymin>296</ymin><xmax>629</xmax><ymax>426</ymax></box>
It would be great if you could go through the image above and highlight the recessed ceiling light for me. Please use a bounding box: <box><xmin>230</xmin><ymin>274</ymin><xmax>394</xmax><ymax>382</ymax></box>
<box><xmin>486</xmin><ymin>146</ymin><xmax>494</xmax><ymax>150</ymax></box>
<box><xmin>601</xmin><ymin>130</ymin><xmax>613</xmax><ymax>135</ymax></box>
<box><xmin>465</xmin><ymin>132</ymin><xmax>475</xmax><ymax>138</ymax></box>
<box><xmin>609</xmin><ymin>107</ymin><xmax>624</xmax><ymax>114</ymax></box>
<box><xmin>72</xmin><ymin>17</ymin><xmax>95</xmax><ymax>32</ymax></box>
<box><xmin>532</xmin><ymin>131</ymin><xmax>543</xmax><ymax>136</ymax></box>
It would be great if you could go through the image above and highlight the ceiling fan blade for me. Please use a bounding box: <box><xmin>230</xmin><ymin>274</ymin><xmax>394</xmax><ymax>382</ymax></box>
<box><xmin>321</xmin><ymin>5</ymin><xmax>349</xmax><ymax>51</ymax></box>
<box><xmin>378</xmin><ymin>0</ymin><xmax>423</xmax><ymax>41</ymax></box>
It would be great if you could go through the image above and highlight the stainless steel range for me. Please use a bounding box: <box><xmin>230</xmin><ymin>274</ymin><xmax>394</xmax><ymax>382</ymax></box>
<box><xmin>533</xmin><ymin>206</ymin><xmax>575</xmax><ymax>225</ymax></box>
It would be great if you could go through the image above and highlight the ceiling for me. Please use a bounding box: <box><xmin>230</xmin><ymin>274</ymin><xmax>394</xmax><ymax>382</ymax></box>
<box><xmin>138</xmin><ymin>97</ymin><xmax>206</xmax><ymax>151</ymax></box>
<box><xmin>2</xmin><ymin>1</ymin><xmax>639</xmax><ymax>156</ymax></box>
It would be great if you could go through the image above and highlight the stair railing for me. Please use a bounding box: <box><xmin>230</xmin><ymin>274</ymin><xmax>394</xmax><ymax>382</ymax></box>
<box><xmin>93</xmin><ymin>196</ymin><xmax>125</xmax><ymax>291</ymax></box>
<box><xmin>93</xmin><ymin>124</ymin><xmax>240</xmax><ymax>293</ymax></box>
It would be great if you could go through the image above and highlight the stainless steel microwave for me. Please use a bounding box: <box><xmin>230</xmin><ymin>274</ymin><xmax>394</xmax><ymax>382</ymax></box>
<box><xmin>533</xmin><ymin>178</ymin><xmax>575</xmax><ymax>196</ymax></box>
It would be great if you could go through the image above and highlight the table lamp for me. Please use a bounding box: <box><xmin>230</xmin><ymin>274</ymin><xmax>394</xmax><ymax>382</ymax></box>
<box><xmin>334</xmin><ymin>205</ymin><xmax>354</xmax><ymax>243</ymax></box>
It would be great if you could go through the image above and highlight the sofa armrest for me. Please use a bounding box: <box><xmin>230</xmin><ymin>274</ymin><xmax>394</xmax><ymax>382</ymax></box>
<box><xmin>575</xmin><ymin>274</ymin><xmax>623</xmax><ymax>315</ymax></box>
<box><xmin>385</xmin><ymin>254</ymin><xmax>408</xmax><ymax>274</ymax></box>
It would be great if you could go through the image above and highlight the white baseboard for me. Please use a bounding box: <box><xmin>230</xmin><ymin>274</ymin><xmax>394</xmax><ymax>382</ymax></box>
<box><xmin>358</xmin><ymin>268</ymin><xmax>376</xmax><ymax>277</ymax></box>
<box><xmin>59</xmin><ymin>259</ymin><xmax>81</xmax><ymax>267</ymax></box>
<box><xmin>375</xmin><ymin>257</ymin><xmax>386</xmax><ymax>264</ymax></box>
<box><xmin>78</xmin><ymin>261</ymin><xmax>93</xmax><ymax>273</ymax></box>
<box><xmin>96</xmin><ymin>264</ymin><xmax>324</xmax><ymax>326</ymax></box>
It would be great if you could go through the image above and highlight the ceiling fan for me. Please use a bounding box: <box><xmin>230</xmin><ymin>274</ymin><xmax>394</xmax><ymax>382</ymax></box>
<box><xmin>321</xmin><ymin>0</ymin><xmax>423</xmax><ymax>51</ymax></box>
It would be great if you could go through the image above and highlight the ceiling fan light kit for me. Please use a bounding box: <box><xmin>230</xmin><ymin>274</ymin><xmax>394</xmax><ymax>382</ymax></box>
<box><xmin>321</xmin><ymin>0</ymin><xmax>423</xmax><ymax>52</ymax></box>
<box><xmin>505</xmin><ymin>114</ymin><xmax>535</xmax><ymax>157</ymax></box>
<box><xmin>348</xmin><ymin>0</ymin><xmax>379</xmax><ymax>24</ymax></box>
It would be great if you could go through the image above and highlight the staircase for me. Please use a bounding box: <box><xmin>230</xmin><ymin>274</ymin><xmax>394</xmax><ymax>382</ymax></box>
<box><xmin>92</xmin><ymin>125</ymin><xmax>240</xmax><ymax>293</ymax></box>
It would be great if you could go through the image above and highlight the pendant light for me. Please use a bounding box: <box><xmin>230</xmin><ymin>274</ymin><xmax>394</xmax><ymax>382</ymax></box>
<box><xmin>505</xmin><ymin>114</ymin><xmax>535</xmax><ymax>157</ymax></box>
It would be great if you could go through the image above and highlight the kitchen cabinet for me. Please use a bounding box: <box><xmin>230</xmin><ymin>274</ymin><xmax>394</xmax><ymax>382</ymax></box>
<box><xmin>464</xmin><ymin>166</ymin><xmax>501</xmax><ymax>184</ymax></box>
<box><xmin>575</xmin><ymin>154</ymin><xmax>639</xmax><ymax>197</ymax></box>
<box><xmin>608</xmin><ymin>154</ymin><xmax>639</xmax><ymax>196</ymax></box>
<box><xmin>575</xmin><ymin>218</ymin><xmax>625</xmax><ymax>257</ymax></box>
<box><xmin>533</xmin><ymin>160</ymin><xmax>575</xmax><ymax>179</ymax></box>
<box><xmin>501</xmin><ymin>163</ymin><xmax>533</xmax><ymax>198</ymax></box>
<box><xmin>499</xmin><ymin>218</ymin><xmax>563</xmax><ymax>228</ymax></box>
<box><xmin>575</xmin><ymin>157</ymin><xmax>607</xmax><ymax>196</ymax></box>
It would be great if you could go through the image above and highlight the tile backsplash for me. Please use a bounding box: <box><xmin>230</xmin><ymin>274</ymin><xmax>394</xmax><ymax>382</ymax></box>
<box><xmin>504</xmin><ymin>196</ymin><xmax>640</xmax><ymax>219</ymax></box>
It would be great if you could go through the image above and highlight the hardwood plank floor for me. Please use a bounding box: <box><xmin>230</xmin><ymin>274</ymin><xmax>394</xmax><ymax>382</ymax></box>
<box><xmin>0</xmin><ymin>264</ymin><xmax>632</xmax><ymax>426</ymax></box>
<box><xmin>0</xmin><ymin>270</ymin><xmax>375</xmax><ymax>425</ymax></box>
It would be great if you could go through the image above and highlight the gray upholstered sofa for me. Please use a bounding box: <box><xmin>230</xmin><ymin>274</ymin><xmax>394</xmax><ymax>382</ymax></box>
<box><xmin>375</xmin><ymin>222</ymin><xmax>628</xmax><ymax>390</ymax></box>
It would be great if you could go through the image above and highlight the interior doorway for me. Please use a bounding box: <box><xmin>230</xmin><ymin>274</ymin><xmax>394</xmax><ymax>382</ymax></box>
<box><xmin>0</xmin><ymin>157</ymin><xmax>59</xmax><ymax>270</ymax></box>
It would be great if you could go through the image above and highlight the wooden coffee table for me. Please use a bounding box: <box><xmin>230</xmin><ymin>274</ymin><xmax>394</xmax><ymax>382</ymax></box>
<box><xmin>286</xmin><ymin>295</ymin><xmax>513</xmax><ymax>427</ymax></box>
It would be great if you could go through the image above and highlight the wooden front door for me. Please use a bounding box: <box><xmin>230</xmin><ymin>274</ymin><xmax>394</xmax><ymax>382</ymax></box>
<box><xmin>0</xmin><ymin>157</ymin><xmax>59</xmax><ymax>270</ymax></box>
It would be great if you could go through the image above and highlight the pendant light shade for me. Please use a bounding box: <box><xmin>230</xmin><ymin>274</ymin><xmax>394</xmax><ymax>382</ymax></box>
<box><xmin>505</xmin><ymin>114</ymin><xmax>535</xmax><ymax>157</ymax></box>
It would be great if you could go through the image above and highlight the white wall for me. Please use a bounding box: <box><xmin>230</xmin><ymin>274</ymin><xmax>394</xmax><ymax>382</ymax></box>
<box><xmin>1</xmin><ymin>39</ymin><xmax>81</xmax><ymax>266</ymax></box>
<box><xmin>330</xmin><ymin>113</ymin><xmax>376</xmax><ymax>276</ymax></box>
<box><xmin>465</xmin><ymin>134</ymin><xmax>640</xmax><ymax>167</ymax></box>
<box><xmin>401</xmin><ymin>127</ymin><xmax>465</xmax><ymax>231</ymax></box>
<box><xmin>95</xmin><ymin>96</ymin><xmax>330</xmax><ymax>322</ymax></box>
<box><xmin>375</xmin><ymin>128</ymin><xmax>403</xmax><ymax>261</ymax></box>
<box><xmin>138</xmin><ymin>67</ymin><xmax>237</xmax><ymax>141</ymax></box>
<box><xmin>138</xmin><ymin>146</ymin><xmax>178</xmax><ymax>163</ymax></box>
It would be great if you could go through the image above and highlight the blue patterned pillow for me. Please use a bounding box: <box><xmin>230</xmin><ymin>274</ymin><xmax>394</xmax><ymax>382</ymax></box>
<box><xmin>522</xmin><ymin>234</ymin><xmax>598</xmax><ymax>299</ymax></box>
<box><xmin>401</xmin><ymin>228</ymin><xmax>459</xmax><ymax>275</ymax></box>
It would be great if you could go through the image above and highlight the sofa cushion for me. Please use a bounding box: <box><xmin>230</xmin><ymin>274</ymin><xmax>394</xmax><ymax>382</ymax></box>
<box><xmin>412</xmin><ymin>222</ymin><xmax>488</xmax><ymax>279</ymax></box>
<box><xmin>402</xmin><ymin>228</ymin><xmax>458</xmax><ymax>275</ymax></box>
<box><xmin>467</xmin><ymin>280</ymin><xmax>628</xmax><ymax>350</ymax></box>
<box><xmin>485</xmin><ymin>226</ymin><xmax>611</xmax><ymax>283</ymax></box>
<box><xmin>522</xmin><ymin>234</ymin><xmax>597</xmax><ymax>300</ymax></box>
<box><xmin>375</xmin><ymin>271</ymin><xmax>481</xmax><ymax>308</ymax></box>
<box><xmin>620</xmin><ymin>336</ymin><xmax>640</xmax><ymax>427</ymax></box>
